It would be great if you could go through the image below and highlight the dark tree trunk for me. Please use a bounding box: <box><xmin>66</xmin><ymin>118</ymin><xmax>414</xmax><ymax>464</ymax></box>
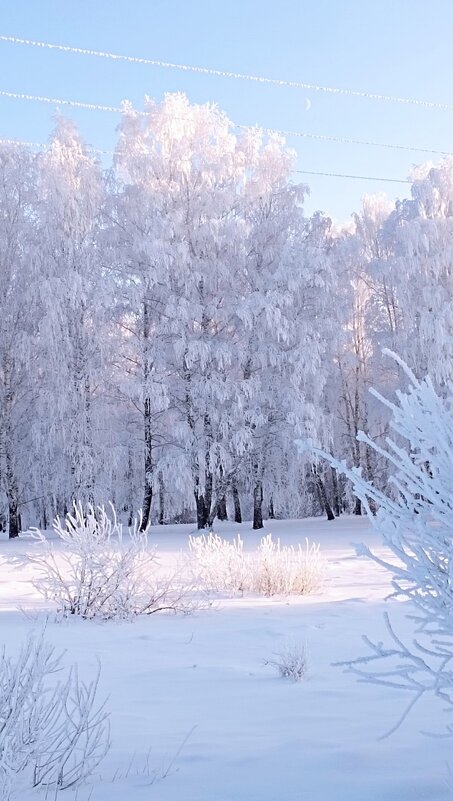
<box><xmin>253</xmin><ymin>481</ymin><xmax>264</xmax><ymax>530</ymax></box>
<box><xmin>232</xmin><ymin>483</ymin><xmax>242</xmax><ymax>524</ymax></box>
<box><xmin>341</xmin><ymin>373</ymin><xmax>365</xmax><ymax>518</ymax></box>
<box><xmin>41</xmin><ymin>500</ymin><xmax>48</xmax><ymax>531</ymax></box>
<box><xmin>71</xmin><ymin>321</ymin><xmax>95</xmax><ymax>508</ymax></box>
<box><xmin>203</xmin><ymin>414</ymin><xmax>213</xmax><ymax>524</ymax></box>
<box><xmin>365</xmin><ymin>445</ymin><xmax>377</xmax><ymax>515</ymax></box>
<box><xmin>8</xmin><ymin>498</ymin><xmax>20</xmax><ymax>538</ymax></box>
<box><xmin>314</xmin><ymin>477</ymin><xmax>324</xmax><ymax>515</ymax></box>
<box><xmin>268</xmin><ymin>497</ymin><xmax>275</xmax><ymax>519</ymax></box>
<box><xmin>195</xmin><ymin>414</ymin><xmax>214</xmax><ymax>530</ymax></box>
<box><xmin>126</xmin><ymin>448</ymin><xmax>134</xmax><ymax>527</ymax></box>
<box><xmin>84</xmin><ymin>374</ymin><xmax>95</xmax><ymax>508</ymax></box>
<box><xmin>5</xmin><ymin>437</ymin><xmax>20</xmax><ymax>538</ymax></box>
<box><xmin>217</xmin><ymin>495</ymin><xmax>228</xmax><ymax>521</ymax></box>
<box><xmin>196</xmin><ymin>495</ymin><xmax>208</xmax><ymax>530</ymax></box>
<box><xmin>141</xmin><ymin>395</ymin><xmax>153</xmax><ymax>530</ymax></box>
<box><xmin>203</xmin><ymin>478</ymin><xmax>213</xmax><ymax>528</ymax></box>
<box><xmin>331</xmin><ymin>467</ymin><xmax>341</xmax><ymax>517</ymax></box>
<box><xmin>158</xmin><ymin>471</ymin><xmax>165</xmax><ymax>525</ymax></box>
<box><xmin>140</xmin><ymin>300</ymin><xmax>153</xmax><ymax>531</ymax></box>
<box><xmin>314</xmin><ymin>468</ymin><xmax>335</xmax><ymax>521</ymax></box>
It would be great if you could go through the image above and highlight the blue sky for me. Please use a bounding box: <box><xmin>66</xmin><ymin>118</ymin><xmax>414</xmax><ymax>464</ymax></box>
<box><xmin>1</xmin><ymin>0</ymin><xmax>453</xmax><ymax>220</ymax></box>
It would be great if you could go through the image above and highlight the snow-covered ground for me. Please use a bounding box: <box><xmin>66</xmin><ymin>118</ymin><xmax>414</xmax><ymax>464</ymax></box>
<box><xmin>1</xmin><ymin>516</ymin><xmax>451</xmax><ymax>801</ymax></box>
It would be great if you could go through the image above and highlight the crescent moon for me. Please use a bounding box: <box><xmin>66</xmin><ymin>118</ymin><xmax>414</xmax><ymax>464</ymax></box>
<box><xmin>305</xmin><ymin>98</ymin><xmax>312</xmax><ymax>111</ymax></box>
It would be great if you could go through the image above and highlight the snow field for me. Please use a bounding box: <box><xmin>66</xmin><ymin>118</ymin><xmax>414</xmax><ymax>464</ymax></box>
<box><xmin>0</xmin><ymin>516</ymin><xmax>451</xmax><ymax>801</ymax></box>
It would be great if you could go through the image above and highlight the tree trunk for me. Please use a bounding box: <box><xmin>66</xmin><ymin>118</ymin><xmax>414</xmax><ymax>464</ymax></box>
<box><xmin>253</xmin><ymin>481</ymin><xmax>264</xmax><ymax>530</ymax></box>
<box><xmin>41</xmin><ymin>500</ymin><xmax>48</xmax><ymax>531</ymax></box>
<box><xmin>194</xmin><ymin>414</ymin><xmax>214</xmax><ymax>530</ymax></box>
<box><xmin>268</xmin><ymin>497</ymin><xmax>275</xmax><ymax>519</ymax></box>
<box><xmin>353</xmin><ymin>496</ymin><xmax>362</xmax><ymax>516</ymax></box>
<box><xmin>232</xmin><ymin>483</ymin><xmax>242</xmax><ymax>523</ymax></box>
<box><xmin>158</xmin><ymin>471</ymin><xmax>165</xmax><ymax>525</ymax></box>
<box><xmin>3</xmin><ymin>375</ymin><xmax>20</xmax><ymax>538</ymax></box>
<box><xmin>203</xmin><ymin>414</ymin><xmax>213</xmax><ymax>526</ymax></box>
<box><xmin>140</xmin><ymin>300</ymin><xmax>153</xmax><ymax>531</ymax></box>
<box><xmin>8</xmin><ymin>499</ymin><xmax>20</xmax><ymax>538</ymax></box>
<box><xmin>141</xmin><ymin>394</ymin><xmax>153</xmax><ymax>530</ymax></box>
<box><xmin>71</xmin><ymin>322</ymin><xmax>95</xmax><ymax>507</ymax></box>
<box><xmin>196</xmin><ymin>495</ymin><xmax>208</xmax><ymax>530</ymax></box>
<box><xmin>6</xmin><ymin>451</ymin><xmax>20</xmax><ymax>538</ymax></box>
<box><xmin>217</xmin><ymin>495</ymin><xmax>228</xmax><ymax>521</ymax></box>
<box><xmin>331</xmin><ymin>466</ymin><xmax>341</xmax><ymax>517</ymax></box>
<box><xmin>365</xmin><ymin>445</ymin><xmax>377</xmax><ymax>515</ymax></box>
<box><xmin>126</xmin><ymin>447</ymin><xmax>134</xmax><ymax>526</ymax></box>
<box><xmin>83</xmin><ymin>373</ymin><xmax>95</xmax><ymax>507</ymax></box>
<box><xmin>313</xmin><ymin>476</ymin><xmax>324</xmax><ymax>515</ymax></box>
<box><xmin>314</xmin><ymin>468</ymin><xmax>335</xmax><ymax>521</ymax></box>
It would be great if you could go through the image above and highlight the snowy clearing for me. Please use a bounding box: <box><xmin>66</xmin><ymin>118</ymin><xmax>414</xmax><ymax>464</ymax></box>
<box><xmin>0</xmin><ymin>515</ymin><xmax>451</xmax><ymax>801</ymax></box>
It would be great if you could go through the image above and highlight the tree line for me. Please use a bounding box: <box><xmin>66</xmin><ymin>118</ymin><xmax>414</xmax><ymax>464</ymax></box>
<box><xmin>0</xmin><ymin>93</ymin><xmax>451</xmax><ymax>536</ymax></box>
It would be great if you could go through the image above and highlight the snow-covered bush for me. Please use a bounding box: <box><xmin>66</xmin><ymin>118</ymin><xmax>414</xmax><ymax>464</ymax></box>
<box><xmin>264</xmin><ymin>641</ymin><xmax>308</xmax><ymax>681</ymax></box>
<box><xmin>26</xmin><ymin>503</ymin><xmax>196</xmax><ymax>620</ymax></box>
<box><xmin>189</xmin><ymin>532</ymin><xmax>323</xmax><ymax>597</ymax></box>
<box><xmin>188</xmin><ymin>533</ymin><xmax>249</xmax><ymax>593</ymax></box>
<box><xmin>252</xmin><ymin>535</ymin><xmax>323</xmax><ymax>596</ymax></box>
<box><xmin>0</xmin><ymin>633</ymin><xmax>109</xmax><ymax>800</ymax></box>
<box><xmin>324</xmin><ymin>351</ymin><xmax>453</xmax><ymax>731</ymax></box>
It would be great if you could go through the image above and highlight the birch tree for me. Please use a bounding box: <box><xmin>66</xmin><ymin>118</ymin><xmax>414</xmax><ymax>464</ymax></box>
<box><xmin>36</xmin><ymin>118</ymin><xmax>105</xmax><ymax>512</ymax></box>
<box><xmin>0</xmin><ymin>145</ymin><xmax>38</xmax><ymax>537</ymax></box>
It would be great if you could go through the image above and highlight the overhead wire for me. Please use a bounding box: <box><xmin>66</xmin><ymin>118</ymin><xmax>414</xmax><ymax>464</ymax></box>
<box><xmin>0</xmin><ymin>88</ymin><xmax>449</xmax><ymax>159</ymax></box>
<box><xmin>244</xmin><ymin>125</ymin><xmax>451</xmax><ymax>158</ymax></box>
<box><xmin>0</xmin><ymin>35</ymin><xmax>444</xmax><ymax>187</ymax></box>
<box><xmin>294</xmin><ymin>169</ymin><xmax>410</xmax><ymax>184</ymax></box>
<box><xmin>2</xmin><ymin>33</ymin><xmax>453</xmax><ymax>112</ymax></box>
<box><xmin>0</xmin><ymin>137</ymin><xmax>413</xmax><ymax>185</ymax></box>
<box><xmin>0</xmin><ymin>88</ymin><xmax>146</xmax><ymax>114</ymax></box>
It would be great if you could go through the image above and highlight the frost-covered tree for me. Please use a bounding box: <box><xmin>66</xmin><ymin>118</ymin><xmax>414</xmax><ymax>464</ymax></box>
<box><xmin>235</xmin><ymin>186</ymin><xmax>337</xmax><ymax>527</ymax></box>
<box><xmin>0</xmin><ymin>145</ymin><xmax>38</xmax><ymax>537</ymax></box>
<box><xmin>332</xmin><ymin>195</ymin><xmax>396</xmax><ymax>514</ymax></box>
<box><xmin>111</xmin><ymin>94</ymin><xmax>334</xmax><ymax>528</ymax></box>
<box><xmin>377</xmin><ymin>160</ymin><xmax>453</xmax><ymax>386</ymax></box>
<box><xmin>2</xmin><ymin>94</ymin><xmax>453</xmax><ymax>530</ymax></box>
<box><xmin>36</xmin><ymin>118</ymin><xmax>105</xmax><ymax>513</ymax></box>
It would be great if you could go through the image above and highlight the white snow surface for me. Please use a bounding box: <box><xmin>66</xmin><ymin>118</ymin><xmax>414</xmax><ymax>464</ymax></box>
<box><xmin>0</xmin><ymin>516</ymin><xmax>451</xmax><ymax>801</ymax></box>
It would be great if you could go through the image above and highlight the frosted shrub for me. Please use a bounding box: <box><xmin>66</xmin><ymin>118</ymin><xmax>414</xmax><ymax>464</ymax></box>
<box><xmin>188</xmin><ymin>533</ymin><xmax>249</xmax><ymax>593</ymax></box>
<box><xmin>26</xmin><ymin>503</ymin><xmax>194</xmax><ymax>619</ymax></box>
<box><xmin>324</xmin><ymin>351</ymin><xmax>453</xmax><ymax>733</ymax></box>
<box><xmin>252</xmin><ymin>535</ymin><xmax>323</xmax><ymax>596</ymax></box>
<box><xmin>189</xmin><ymin>532</ymin><xmax>323</xmax><ymax>597</ymax></box>
<box><xmin>0</xmin><ymin>634</ymin><xmax>109</xmax><ymax>800</ymax></box>
<box><xmin>264</xmin><ymin>642</ymin><xmax>308</xmax><ymax>681</ymax></box>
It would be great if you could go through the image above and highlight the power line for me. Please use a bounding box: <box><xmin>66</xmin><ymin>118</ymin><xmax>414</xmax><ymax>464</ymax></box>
<box><xmin>0</xmin><ymin>136</ymin><xmax>44</xmax><ymax>148</ymax></box>
<box><xmin>2</xmin><ymin>33</ymin><xmax>453</xmax><ymax>112</ymax></box>
<box><xmin>0</xmin><ymin>87</ymin><xmax>450</xmax><ymax>159</ymax></box>
<box><xmin>0</xmin><ymin>137</ymin><xmax>412</xmax><ymax>185</ymax></box>
<box><xmin>248</xmin><ymin>126</ymin><xmax>451</xmax><ymax>158</ymax></box>
<box><xmin>294</xmin><ymin>169</ymin><xmax>410</xmax><ymax>184</ymax></box>
<box><xmin>0</xmin><ymin>136</ymin><xmax>119</xmax><ymax>155</ymax></box>
<box><xmin>0</xmin><ymin>89</ymin><xmax>147</xmax><ymax>115</ymax></box>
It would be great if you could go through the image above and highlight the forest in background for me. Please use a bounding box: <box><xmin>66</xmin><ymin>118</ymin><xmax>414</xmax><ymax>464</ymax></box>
<box><xmin>1</xmin><ymin>92</ymin><xmax>452</xmax><ymax>536</ymax></box>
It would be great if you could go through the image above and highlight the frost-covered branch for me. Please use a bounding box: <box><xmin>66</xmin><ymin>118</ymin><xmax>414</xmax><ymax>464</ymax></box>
<box><xmin>0</xmin><ymin>633</ymin><xmax>110</xmax><ymax>800</ymax></box>
<box><xmin>316</xmin><ymin>351</ymin><xmax>453</xmax><ymax>732</ymax></box>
